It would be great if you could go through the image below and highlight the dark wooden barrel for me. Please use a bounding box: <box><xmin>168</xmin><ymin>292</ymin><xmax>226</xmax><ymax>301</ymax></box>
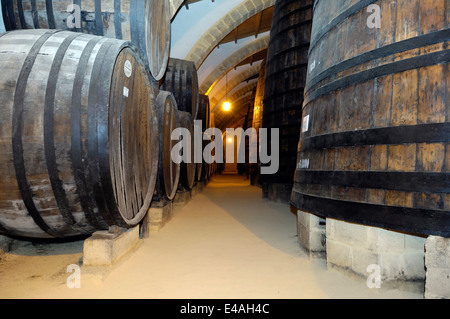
<box><xmin>197</xmin><ymin>94</ymin><xmax>211</xmax><ymax>182</ymax></box>
<box><xmin>198</xmin><ymin>94</ymin><xmax>211</xmax><ymax>132</ymax></box>
<box><xmin>291</xmin><ymin>0</ymin><xmax>450</xmax><ymax>237</ymax></box>
<box><xmin>175</xmin><ymin>110</ymin><xmax>196</xmax><ymax>190</ymax></box>
<box><xmin>253</xmin><ymin>59</ymin><xmax>266</xmax><ymax>132</ymax></box>
<box><xmin>0</xmin><ymin>30</ymin><xmax>159</xmax><ymax>239</ymax></box>
<box><xmin>1</xmin><ymin>0</ymin><xmax>171</xmax><ymax>81</ymax></box>
<box><xmin>261</xmin><ymin>0</ymin><xmax>313</xmax><ymax>202</ymax></box>
<box><xmin>154</xmin><ymin>90</ymin><xmax>181</xmax><ymax>201</ymax></box>
<box><xmin>161</xmin><ymin>58</ymin><xmax>199</xmax><ymax>120</ymax></box>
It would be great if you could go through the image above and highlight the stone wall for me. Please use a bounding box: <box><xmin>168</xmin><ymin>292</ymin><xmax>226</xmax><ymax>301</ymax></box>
<box><xmin>326</xmin><ymin>218</ymin><xmax>426</xmax><ymax>293</ymax></box>
<box><xmin>296</xmin><ymin>210</ymin><xmax>326</xmax><ymax>258</ymax></box>
<box><xmin>425</xmin><ymin>236</ymin><xmax>450</xmax><ymax>299</ymax></box>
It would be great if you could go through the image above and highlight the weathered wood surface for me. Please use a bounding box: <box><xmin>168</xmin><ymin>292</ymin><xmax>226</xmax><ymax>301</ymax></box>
<box><xmin>154</xmin><ymin>90</ymin><xmax>180</xmax><ymax>201</ymax></box>
<box><xmin>1</xmin><ymin>0</ymin><xmax>170</xmax><ymax>80</ymax></box>
<box><xmin>161</xmin><ymin>58</ymin><xmax>199</xmax><ymax>120</ymax></box>
<box><xmin>0</xmin><ymin>30</ymin><xmax>158</xmax><ymax>239</ymax></box>
<box><xmin>292</xmin><ymin>0</ymin><xmax>450</xmax><ymax>237</ymax></box>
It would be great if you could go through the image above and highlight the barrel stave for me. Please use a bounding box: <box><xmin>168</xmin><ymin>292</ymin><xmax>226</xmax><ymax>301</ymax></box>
<box><xmin>176</xmin><ymin>110</ymin><xmax>196</xmax><ymax>190</ymax></box>
<box><xmin>154</xmin><ymin>90</ymin><xmax>180</xmax><ymax>201</ymax></box>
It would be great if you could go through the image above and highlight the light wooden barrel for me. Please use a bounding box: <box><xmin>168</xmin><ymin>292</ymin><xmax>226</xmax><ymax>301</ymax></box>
<box><xmin>0</xmin><ymin>30</ymin><xmax>159</xmax><ymax>239</ymax></box>
<box><xmin>261</xmin><ymin>0</ymin><xmax>313</xmax><ymax>201</ymax></box>
<box><xmin>155</xmin><ymin>90</ymin><xmax>181</xmax><ymax>201</ymax></box>
<box><xmin>291</xmin><ymin>0</ymin><xmax>450</xmax><ymax>237</ymax></box>
<box><xmin>1</xmin><ymin>0</ymin><xmax>170</xmax><ymax>81</ymax></box>
<box><xmin>161</xmin><ymin>58</ymin><xmax>199</xmax><ymax>120</ymax></box>
<box><xmin>176</xmin><ymin>110</ymin><xmax>196</xmax><ymax>190</ymax></box>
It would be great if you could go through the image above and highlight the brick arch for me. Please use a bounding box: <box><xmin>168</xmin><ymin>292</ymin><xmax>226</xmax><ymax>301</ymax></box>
<box><xmin>186</xmin><ymin>0</ymin><xmax>275</xmax><ymax>69</ymax></box>
<box><xmin>211</xmin><ymin>80</ymin><xmax>258</xmax><ymax>113</ymax></box>
<box><xmin>208</xmin><ymin>63</ymin><xmax>262</xmax><ymax>110</ymax></box>
<box><xmin>215</xmin><ymin>93</ymin><xmax>256</xmax><ymax>130</ymax></box>
<box><xmin>200</xmin><ymin>34</ymin><xmax>270</xmax><ymax>94</ymax></box>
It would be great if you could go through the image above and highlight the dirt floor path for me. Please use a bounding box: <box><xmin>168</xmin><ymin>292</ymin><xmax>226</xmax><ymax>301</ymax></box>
<box><xmin>0</xmin><ymin>174</ymin><xmax>422</xmax><ymax>299</ymax></box>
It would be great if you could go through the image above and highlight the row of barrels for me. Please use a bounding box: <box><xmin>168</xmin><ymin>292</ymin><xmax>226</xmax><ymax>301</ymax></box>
<box><xmin>0</xmin><ymin>26</ymin><xmax>211</xmax><ymax>238</ymax></box>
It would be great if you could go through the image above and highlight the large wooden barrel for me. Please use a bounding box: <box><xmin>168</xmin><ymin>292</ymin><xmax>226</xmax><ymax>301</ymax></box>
<box><xmin>154</xmin><ymin>90</ymin><xmax>181</xmax><ymax>201</ymax></box>
<box><xmin>0</xmin><ymin>30</ymin><xmax>159</xmax><ymax>239</ymax></box>
<box><xmin>291</xmin><ymin>0</ymin><xmax>450</xmax><ymax>237</ymax></box>
<box><xmin>176</xmin><ymin>110</ymin><xmax>196</xmax><ymax>190</ymax></box>
<box><xmin>198</xmin><ymin>94</ymin><xmax>211</xmax><ymax>132</ymax></box>
<box><xmin>1</xmin><ymin>0</ymin><xmax>170</xmax><ymax>81</ymax></box>
<box><xmin>261</xmin><ymin>0</ymin><xmax>313</xmax><ymax>202</ymax></box>
<box><xmin>253</xmin><ymin>59</ymin><xmax>266</xmax><ymax>132</ymax></box>
<box><xmin>161</xmin><ymin>58</ymin><xmax>199</xmax><ymax>120</ymax></box>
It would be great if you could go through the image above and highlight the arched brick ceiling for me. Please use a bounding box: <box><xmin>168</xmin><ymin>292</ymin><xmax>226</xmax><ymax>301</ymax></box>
<box><xmin>210</xmin><ymin>72</ymin><xmax>260</xmax><ymax>113</ymax></box>
<box><xmin>208</xmin><ymin>62</ymin><xmax>262</xmax><ymax>110</ymax></box>
<box><xmin>214</xmin><ymin>92</ymin><xmax>256</xmax><ymax>130</ymax></box>
<box><xmin>213</xmin><ymin>80</ymin><xmax>258</xmax><ymax>129</ymax></box>
<box><xmin>170</xmin><ymin>0</ymin><xmax>274</xmax><ymax>130</ymax></box>
<box><xmin>175</xmin><ymin>0</ymin><xmax>274</xmax><ymax>68</ymax></box>
<box><xmin>199</xmin><ymin>34</ymin><xmax>270</xmax><ymax>94</ymax></box>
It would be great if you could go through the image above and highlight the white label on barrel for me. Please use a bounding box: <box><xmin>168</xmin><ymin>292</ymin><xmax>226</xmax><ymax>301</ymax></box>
<box><xmin>123</xmin><ymin>87</ymin><xmax>129</xmax><ymax>97</ymax></box>
<box><xmin>302</xmin><ymin>115</ymin><xmax>310</xmax><ymax>132</ymax></box>
<box><xmin>124</xmin><ymin>60</ymin><xmax>132</xmax><ymax>77</ymax></box>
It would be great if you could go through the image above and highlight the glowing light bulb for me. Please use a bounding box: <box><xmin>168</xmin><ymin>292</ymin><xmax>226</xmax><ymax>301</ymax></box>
<box><xmin>227</xmin><ymin>138</ymin><xmax>232</xmax><ymax>143</ymax></box>
<box><xmin>223</xmin><ymin>101</ymin><xmax>231</xmax><ymax>111</ymax></box>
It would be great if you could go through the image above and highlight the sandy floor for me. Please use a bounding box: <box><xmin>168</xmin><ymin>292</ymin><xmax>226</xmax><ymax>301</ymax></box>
<box><xmin>0</xmin><ymin>174</ymin><xmax>423</xmax><ymax>299</ymax></box>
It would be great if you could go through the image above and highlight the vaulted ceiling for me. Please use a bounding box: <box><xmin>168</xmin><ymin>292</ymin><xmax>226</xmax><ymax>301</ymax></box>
<box><xmin>169</xmin><ymin>0</ymin><xmax>275</xmax><ymax>130</ymax></box>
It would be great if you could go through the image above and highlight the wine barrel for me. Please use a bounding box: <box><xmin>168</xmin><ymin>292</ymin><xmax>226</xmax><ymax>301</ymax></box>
<box><xmin>261</xmin><ymin>0</ymin><xmax>313</xmax><ymax>202</ymax></box>
<box><xmin>155</xmin><ymin>90</ymin><xmax>181</xmax><ymax>201</ymax></box>
<box><xmin>197</xmin><ymin>94</ymin><xmax>211</xmax><ymax>182</ymax></box>
<box><xmin>291</xmin><ymin>0</ymin><xmax>450</xmax><ymax>237</ymax></box>
<box><xmin>1</xmin><ymin>0</ymin><xmax>170</xmax><ymax>81</ymax></box>
<box><xmin>176</xmin><ymin>110</ymin><xmax>196</xmax><ymax>190</ymax></box>
<box><xmin>161</xmin><ymin>58</ymin><xmax>199</xmax><ymax>120</ymax></box>
<box><xmin>0</xmin><ymin>30</ymin><xmax>159</xmax><ymax>239</ymax></box>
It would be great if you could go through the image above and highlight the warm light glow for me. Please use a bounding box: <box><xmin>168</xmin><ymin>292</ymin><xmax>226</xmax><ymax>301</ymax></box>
<box><xmin>227</xmin><ymin>137</ymin><xmax>232</xmax><ymax>143</ymax></box>
<box><xmin>223</xmin><ymin>101</ymin><xmax>231</xmax><ymax>112</ymax></box>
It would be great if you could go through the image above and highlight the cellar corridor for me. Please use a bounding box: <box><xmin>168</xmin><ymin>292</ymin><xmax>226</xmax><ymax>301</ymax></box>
<box><xmin>0</xmin><ymin>174</ymin><xmax>421</xmax><ymax>299</ymax></box>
